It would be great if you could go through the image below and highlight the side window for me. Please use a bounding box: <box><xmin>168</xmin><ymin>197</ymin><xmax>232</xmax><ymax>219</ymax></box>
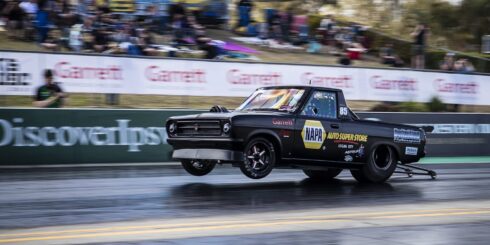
<box><xmin>301</xmin><ymin>91</ymin><xmax>337</xmax><ymax>119</ymax></box>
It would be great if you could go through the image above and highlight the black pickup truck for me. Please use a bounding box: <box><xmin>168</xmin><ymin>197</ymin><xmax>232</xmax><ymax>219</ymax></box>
<box><xmin>167</xmin><ymin>86</ymin><xmax>428</xmax><ymax>183</ymax></box>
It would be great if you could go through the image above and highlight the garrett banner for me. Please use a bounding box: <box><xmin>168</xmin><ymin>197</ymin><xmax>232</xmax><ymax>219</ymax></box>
<box><xmin>1</xmin><ymin>51</ymin><xmax>489</xmax><ymax>105</ymax></box>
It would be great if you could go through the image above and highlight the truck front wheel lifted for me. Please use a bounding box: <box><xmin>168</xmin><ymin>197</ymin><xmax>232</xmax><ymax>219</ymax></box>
<box><xmin>240</xmin><ymin>137</ymin><xmax>276</xmax><ymax>179</ymax></box>
<box><xmin>181</xmin><ymin>159</ymin><xmax>216</xmax><ymax>176</ymax></box>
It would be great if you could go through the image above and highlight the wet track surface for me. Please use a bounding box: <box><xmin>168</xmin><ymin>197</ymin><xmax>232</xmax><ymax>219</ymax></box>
<box><xmin>1</xmin><ymin>163</ymin><xmax>490</xmax><ymax>244</ymax></box>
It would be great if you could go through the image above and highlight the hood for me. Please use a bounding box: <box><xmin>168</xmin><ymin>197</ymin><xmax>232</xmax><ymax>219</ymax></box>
<box><xmin>168</xmin><ymin>110</ymin><xmax>291</xmax><ymax>121</ymax></box>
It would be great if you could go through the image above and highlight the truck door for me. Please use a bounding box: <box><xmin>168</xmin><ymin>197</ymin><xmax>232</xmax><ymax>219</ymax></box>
<box><xmin>292</xmin><ymin>90</ymin><xmax>343</xmax><ymax>161</ymax></box>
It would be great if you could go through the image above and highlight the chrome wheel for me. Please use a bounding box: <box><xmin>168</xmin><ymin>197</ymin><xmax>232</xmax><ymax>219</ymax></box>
<box><xmin>246</xmin><ymin>144</ymin><xmax>270</xmax><ymax>171</ymax></box>
<box><xmin>240</xmin><ymin>138</ymin><xmax>275</xmax><ymax>179</ymax></box>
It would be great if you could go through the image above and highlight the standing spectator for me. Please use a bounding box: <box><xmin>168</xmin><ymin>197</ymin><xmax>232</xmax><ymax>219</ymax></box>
<box><xmin>411</xmin><ymin>23</ymin><xmax>429</xmax><ymax>69</ymax></box>
<box><xmin>33</xmin><ymin>69</ymin><xmax>65</xmax><ymax>108</ymax></box>
<box><xmin>235</xmin><ymin>0</ymin><xmax>253</xmax><ymax>30</ymax></box>
<box><xmin>280</xmin><ymin>8</ymin><xmax>293</xmax><ymax>43</ymax></box>
<box><xmin>35</xmin><ymin>0</ymin><xmax>51</xmax><ymax>43</ymax></box>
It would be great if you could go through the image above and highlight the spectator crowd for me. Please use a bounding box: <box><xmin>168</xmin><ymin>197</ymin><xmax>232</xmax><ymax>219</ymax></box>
<box><xmin>0</xmin><ymin>0</ymin><xmax>223</xmax><ymax>58</ymax></box>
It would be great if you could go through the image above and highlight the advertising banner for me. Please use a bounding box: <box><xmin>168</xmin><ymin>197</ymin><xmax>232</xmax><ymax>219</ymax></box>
<box><xmin>1</xmin><ymin>51</ymin><xmax>489</xmax><ymax>105</ymax></box>
<box><xmin>0</xmin><ymin>108</ymin><xmax>199</xmax><ymax>164</ymax></box>
<box><xmin>1</xmin><ymin>108</ymin><xmax>489</xmax><ymax>165</ymax></box>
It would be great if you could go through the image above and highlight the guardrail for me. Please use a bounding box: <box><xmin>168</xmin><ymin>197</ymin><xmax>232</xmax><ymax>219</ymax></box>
<box><xmin>1</xmin><ymin>50</ymin><xmax>489</xmax><ymax>105</ymax></box>
<box><xmin>0</xmin><ymin>108</ymin><xmax>488</xmax><ymax>165</ymax></box>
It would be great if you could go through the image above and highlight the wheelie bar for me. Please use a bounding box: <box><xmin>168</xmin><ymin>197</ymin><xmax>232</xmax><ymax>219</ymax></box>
<box><xmin>395</xmin><ymin>164</ymin><xmax>437</xmax><ymax>179</ymax></box>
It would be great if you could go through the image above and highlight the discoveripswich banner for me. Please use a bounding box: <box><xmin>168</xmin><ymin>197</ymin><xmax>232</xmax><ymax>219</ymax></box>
<box><xmin>0</xmin><ymin>108</ymin><xmax>488</xmax><ymax>165</ymax></box>
<box><xmin>0</xmin><ymin>108</ymin><xmax>199</xmax><ymax>164</ymax></box>
<box><xmin>1</xmin><ymin>51</ymin><xmax>490</xmax><ymax>105</ymax></box>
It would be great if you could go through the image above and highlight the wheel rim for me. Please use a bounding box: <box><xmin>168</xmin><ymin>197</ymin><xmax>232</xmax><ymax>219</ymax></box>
<box><xmin>191</xmin><ymin>160</ymin><xmax>208</xmax><ymax>170</ymax></box>
<box><xmin>245</xmin><ymin>143</ymin><xmax>270</xmax><ymax>171</ymax></box>
<box><xmin>372</xmin><ymin>146</ymin><xmax>392</xmax><ymax>170</ymax></box>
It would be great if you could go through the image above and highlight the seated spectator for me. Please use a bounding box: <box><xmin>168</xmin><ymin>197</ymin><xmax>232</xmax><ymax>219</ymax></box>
<box><xmin>19</xmin><ymin>0</ymin><xmax>37</xmax><ymax>15</ymax></box>
<box><xmin>439</xmin><ymin>53</ymin><xmax>455</xmax><ymax>71</ymax></box>
<box><xmin>453</xmin><ymin>58</ymin><xmax>475</xmax><ymax>73</ymax></box>
<box><xmin>51</xmin><ymin>0</ymin><xmax>76</xmax><ymax>31</ymax></box>
<box><xmin>379</xmin><ymin>43</ymin><xmax>396</xmax><ymax>64</ymax></box>
<box><xmin>196</xmin><ymin>35</ymin><xmax>218</xmax><ymax>59</ymax></box>
<box><xmin>19</xmin><ymin>0</ymin><xmax>37</xmax><ymax>40</ymax></box>
<box><xmin>41</xmin><ymin>29</ymin><xmax>61</xmax><ymax>51</ymax></box>
<box><xmin>93</xmin><ymin>27</ymin><xmax>109</xmax><ymax>53</ymax></box>
<box><xmin>338</xmin><ymin>53</ymin><xmax>352</xmax><ymax>66</ymax></box>
<box><xmin>2</xmin><ymin>0</ymin><xmax>25</xmax><ymax>39</ymax></box>
<box><xmin>137</xmin><ymin>29</ymin><xmax>158</xmax><ymax>56</ymax></box>
<box><xmin>82</xmin><ymin>31</ymin><xmax>95</xmax><ymax>52</ymax></box>
<box><xmin>69</xmin><ymin>24</ymin><xmax>83</xmax><ymax>52</ymax></box>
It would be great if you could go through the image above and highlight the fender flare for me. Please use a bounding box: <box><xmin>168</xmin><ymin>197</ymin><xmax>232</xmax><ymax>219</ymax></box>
<box><xmin>245</xmin><ymin>129</ymin><xmax>283</xmax><ymax>155</ymax></box>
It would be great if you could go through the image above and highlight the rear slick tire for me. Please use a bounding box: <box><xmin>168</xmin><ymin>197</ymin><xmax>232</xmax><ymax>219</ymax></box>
<box><xmin>350</xmin><ymin>145</ymin><xmax>397</xmax><ymax>183</ymax></box>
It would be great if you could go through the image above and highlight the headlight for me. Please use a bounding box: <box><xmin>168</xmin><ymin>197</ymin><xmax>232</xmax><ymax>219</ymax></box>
<box><xmin>169</xmin><ymin>122</ymin><xmax>177</xmax><ymax>134</ymax></box>
<box><xmin>223</xmin><ymin>122</ymin><xmax>231</xmax><ymax>134</ymax></box>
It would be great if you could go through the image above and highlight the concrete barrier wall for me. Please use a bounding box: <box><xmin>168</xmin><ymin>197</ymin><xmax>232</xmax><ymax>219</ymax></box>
<box><xmin>1</xmin><ymin>108</ymin><xmax>488</xmax><ymax>165</ymax></box>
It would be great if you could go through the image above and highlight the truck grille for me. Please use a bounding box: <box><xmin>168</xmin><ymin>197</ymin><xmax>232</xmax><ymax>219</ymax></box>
<box><xmin>176</xmin><ymin>120</ymin><xmax>222</xmax><ymax>136</ymax></box>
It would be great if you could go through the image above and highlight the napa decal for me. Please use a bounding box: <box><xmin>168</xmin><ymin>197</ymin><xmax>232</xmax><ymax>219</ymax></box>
<box><xmin>301</xmin><ymin>120</ymin><xmax>326</xmax><ymax>149</ymax></box>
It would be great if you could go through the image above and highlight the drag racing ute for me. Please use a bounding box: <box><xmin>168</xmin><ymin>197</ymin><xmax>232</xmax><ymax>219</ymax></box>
<box><xmin>167</xmin><ymin>86</ymin><xmax>435</xmax><ymax>183</ymax></box>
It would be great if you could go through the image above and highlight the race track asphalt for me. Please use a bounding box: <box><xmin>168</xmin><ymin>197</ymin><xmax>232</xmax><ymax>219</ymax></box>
<box><xmin>1</xmin><ymin>163</ymin><xmax>490</xmax><ymax>244</ymax></box>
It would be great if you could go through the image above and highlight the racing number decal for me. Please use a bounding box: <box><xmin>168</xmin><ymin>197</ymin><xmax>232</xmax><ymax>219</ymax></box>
<box><xmin>301</xmin><ymin>120</ymin><xmax>326</xmax><ymax>149</ymax></box>
<box><xmin>339</xmin><ymin>107</ymin><xmax>348</xmax><ymax>116</ymax></box>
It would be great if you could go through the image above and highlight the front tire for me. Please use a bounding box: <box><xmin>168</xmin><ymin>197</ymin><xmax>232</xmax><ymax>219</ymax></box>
<box><xmin>350</xmin><ymin>145</ymin><xmax>397</xmax><ymax>183</ymax></box>
<box><xmin>240</xmin><ymin>138</ymin><xmax>276</xmax><ymax>179</ymax></box>
<box><xmin>303</xmin><ymin>168</ymin><xmax>342</xmax><ymax>180</ymax></box>
<box><xmin>181</xmin><ymin>159</ymin><xmax>216</xmax><ymax>176</ymax></box>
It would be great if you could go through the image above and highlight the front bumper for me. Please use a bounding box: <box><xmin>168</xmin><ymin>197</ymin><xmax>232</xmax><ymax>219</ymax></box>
<box><xmin>173</xmin><ymin>148</ymin><xmax>244</xmax><ymax>162</ymax></box>
<box><xmin>168</xmin><ymin>137</ymin><xmax>244</xmax><ymax>162</ymax></box>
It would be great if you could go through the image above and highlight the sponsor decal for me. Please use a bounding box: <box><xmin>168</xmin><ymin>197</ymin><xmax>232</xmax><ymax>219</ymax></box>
<box><xmin>227</xmin><ymin>69</ymin><xmax>281</xmax><ymax>85</ymax></box>
<box><xmin>344</xmin><ymin>144</ymin><xmax>365</xmax><ymax>158</ymax></box>
<box><xmin>394</xmin><ymin>128</ymin><xmax>421</xmax><ymax>144</ymax></box>
<box><xmin>301</xmin><ymin>120</ymin><xmax>326</xmax><ymax>149</ymax></box>
<box><xmin>327</xmin><ymin>132</ymin><xmax>368</xmax><ymax>143</ymax></box>
<box><xmin>0</xmin><ymin>58</ymin><xmax>31</xmax><ymax>86</ymax></box>
<box><xmin>344</xmin><ymin>155</ymin><xmax>353</xmax><ymax>162</ymax></box>
<box><xmin>301</xmin><ymin>72</ymin><xmax>353</xmax><ymax>88</ymax></box>
<box><xmin>434</xmin><ymin>79</ymin><xmax>478</xmax><ymax>94</ymax></box>
<box><xmin>370</xmin><ymin>75</ymin><xmax>417</xmax><ymax>91</ymax></box>
<box><xmin>54</xmin><ymin>62</ymin><xmax>123</xmax><ymax>80</ymax></box>
<box><xmin>412</xmin><ymin>124</ymin><xmax>490</xmax><ymax>134</ymax></box>
<box><xmin>145</xmin><ymin>66</ymin><xmax>206</xmax><ymax>83</ymax></box>
<box><xmin>0</xmin><ymin>118</ymin><xmax>168</xmax><ymax>152</ymax></box>
<box><xmin>338</xmin><ymin>143</ymin><xmax>355</xmax><ymax>149</ymax></box>
<box><xmin>405</xmin><ymin>146</ymin><xmax>418</xmax><ymax>156</ymax></box>
<box><xmin>272</xmin><ymin>118</ymin><xmax>294</xmax><ymax>126</ymax></box>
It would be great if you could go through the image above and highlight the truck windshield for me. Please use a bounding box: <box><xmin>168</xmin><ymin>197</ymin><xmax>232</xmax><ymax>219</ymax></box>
<box><xmin>237</xmin><ymin>88</ymin><xmax>306</xmax><ymax>112</ymax></box>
